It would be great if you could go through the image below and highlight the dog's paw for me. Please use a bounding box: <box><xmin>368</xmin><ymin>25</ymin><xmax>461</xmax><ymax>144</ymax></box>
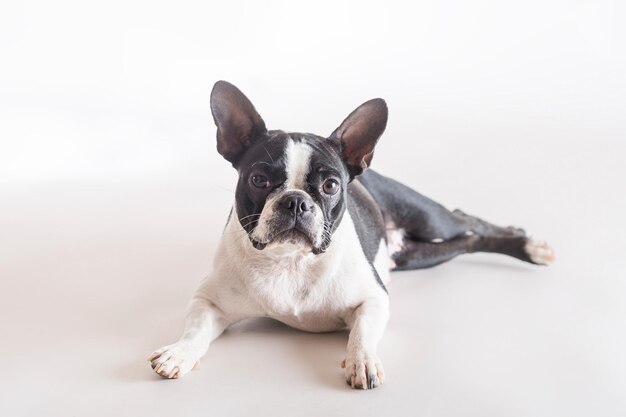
<box><xmin>525</xmin><ymin>239</ymin><xmax>555</xmax><ymax>265</ymax></box>
<box><xmin>341</xmin><ymin>353</ymin><xmax>385</xmax><ymax>390</ymax></box>
<box><xmin>148</xmin><ymin>341</ymin><xmax>200</xmax><ymax>379</ymax></box>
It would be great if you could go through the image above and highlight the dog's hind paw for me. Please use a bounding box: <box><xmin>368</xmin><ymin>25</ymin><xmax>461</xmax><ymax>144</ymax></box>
<box><xmin>525</xmin><ymin>239</ymin><xmax>555</xmax><ymax>265</ymax></box>
<box><xmin>148</xmin><ymin>341</ymin><xmax>201</xmax><ymax>379</ymax></box>
<box><xmin>341</xmin><ymin>353</ymin><xmax>385</xmax><ymax>390</ymax></box>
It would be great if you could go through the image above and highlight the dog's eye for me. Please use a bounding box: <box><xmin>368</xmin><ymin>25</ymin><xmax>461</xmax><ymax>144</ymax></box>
<box><xmin>322</xmin><ymin>178</ymin><xmax>340</xmax><ymax>195</ymax></box>
<box><xmin>251</xmin><ymin>174</ymin><xmax>270</xmax><ymax>189</ymax></box>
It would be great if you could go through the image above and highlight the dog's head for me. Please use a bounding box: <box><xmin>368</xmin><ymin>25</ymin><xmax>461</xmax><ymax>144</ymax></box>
<box><xmin>210</xmin><ymin>81</ymin><xmax>387</xmax><ymax>254</ymax></box>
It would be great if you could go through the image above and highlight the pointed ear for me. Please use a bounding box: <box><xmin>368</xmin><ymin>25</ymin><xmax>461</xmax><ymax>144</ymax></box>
<box><xmin>210</xmin><ymin>81</ymin><xmax>267</xmax><ymax>164</ymax></box>
<box><xmin>329</xmin><ymin>98</ymin><xmax>388</xmax><ymax>178</ymax></box>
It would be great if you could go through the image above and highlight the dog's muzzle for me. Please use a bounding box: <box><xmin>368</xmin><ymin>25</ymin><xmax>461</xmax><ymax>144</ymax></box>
<box><xmin>273</xmin><ymin>191</ymin><xmax>317</xmax><ymax>239</ymax></box>
<box><xmin>252</xmin><ymin>191</ymin><xmax>323</xmax><ymax>251</ymax></box>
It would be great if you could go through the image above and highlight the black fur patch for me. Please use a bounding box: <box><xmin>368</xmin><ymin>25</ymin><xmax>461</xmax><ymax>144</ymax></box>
<box><xmin>347</xmin><ymin>179</ymin><xmax>387</xmax><ymax>291</ymax></box>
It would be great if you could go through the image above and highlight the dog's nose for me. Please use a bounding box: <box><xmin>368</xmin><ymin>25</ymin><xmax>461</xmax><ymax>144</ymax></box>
<box><xmin>280</xmin><ymin>194</ymin><xmax>313</xmax><ymax>215</ymax></box>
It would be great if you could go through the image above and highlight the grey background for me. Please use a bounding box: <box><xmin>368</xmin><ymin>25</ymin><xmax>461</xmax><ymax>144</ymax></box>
<box><xmin>1</xmin><ymin>1</ymin><xmax>625</xmax><ymax>416</ymax></box>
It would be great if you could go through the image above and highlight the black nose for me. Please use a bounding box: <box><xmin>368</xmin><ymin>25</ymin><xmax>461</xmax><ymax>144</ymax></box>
<box><xmin>280</xmin><ymin>194</ymin><xmax>312</xmax><ymax>215</ymax></box>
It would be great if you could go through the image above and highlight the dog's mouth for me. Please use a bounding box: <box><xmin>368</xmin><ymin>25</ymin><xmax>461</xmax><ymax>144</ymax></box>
<box><xmin>251</xmin><ymin>221</ymin><xmax>324</xmax><ymax>253</ymax></box>
<box><xmin>273</xmin><ymin>228</ymin><xmax>310</xmax><ymax>244</ymax></box>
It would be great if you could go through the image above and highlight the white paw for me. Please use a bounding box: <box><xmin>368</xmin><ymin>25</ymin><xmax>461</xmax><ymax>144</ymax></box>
<box><xmin>525</xmin><ymin>239</ymin><xmax>555</xmax><ymax>265</ymax></box>
<box><xmin>148</xmin><ymin>341</ymin><xmax>201</xmax><ymax>379</ymax></box>
<box><xmin>341</xmin><ymin>353</ymin><xmax>385</xmax><ymax>390</ymax></box>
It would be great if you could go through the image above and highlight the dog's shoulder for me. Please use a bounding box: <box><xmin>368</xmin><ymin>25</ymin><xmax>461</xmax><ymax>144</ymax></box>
<box><xmin>347</xmin><ymin>173</ymin><xmax>386</xmax><ymax>264</ymax></box>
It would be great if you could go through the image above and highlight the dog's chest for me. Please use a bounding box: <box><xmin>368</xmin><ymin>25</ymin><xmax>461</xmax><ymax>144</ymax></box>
<box><xmin>214</xmin><ymin>209</ymin><xmax>386</xmax><ymax>332</ymax></box>
<box><xmin>244</xmin><ymin>251</ymin><xmax>347</xmax><ymax>330</ymax></box>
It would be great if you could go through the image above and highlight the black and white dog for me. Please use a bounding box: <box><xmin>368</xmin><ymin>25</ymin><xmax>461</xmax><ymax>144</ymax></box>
<box><xmin>149</xmin><ymin>81</ymin><xmax>554</xmax><ymax>389</ymax></box>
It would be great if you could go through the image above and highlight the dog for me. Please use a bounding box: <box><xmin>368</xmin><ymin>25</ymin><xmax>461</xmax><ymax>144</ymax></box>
<box><xmin>148</xmin><ymin>81</ymin><xmax>554</xmax><ymax>389</ymax></box>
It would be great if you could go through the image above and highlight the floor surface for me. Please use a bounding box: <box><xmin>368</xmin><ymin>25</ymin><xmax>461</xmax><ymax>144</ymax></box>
<box><xmin>1</xmin><ymin>136</ymin><xmax>624</xmax><ymax>417</ymax></box>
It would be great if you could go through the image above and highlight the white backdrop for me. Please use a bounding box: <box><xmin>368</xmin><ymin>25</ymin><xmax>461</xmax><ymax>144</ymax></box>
<box><xmin>1</xmin><ymin>1</ymin><xmax>625</xmax><ymax>416</ymax></box>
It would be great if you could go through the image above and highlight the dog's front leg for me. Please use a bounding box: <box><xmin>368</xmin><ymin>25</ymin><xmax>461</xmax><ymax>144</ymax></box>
<box><xmin>148</xmin><ymin>295</ymin><xmax>230</xmax><ymax>379</ymax></box>
<box><xmin>342</xmin><ymin>296</ymin><xmax>390</xmax><ymax>389</ymax></box>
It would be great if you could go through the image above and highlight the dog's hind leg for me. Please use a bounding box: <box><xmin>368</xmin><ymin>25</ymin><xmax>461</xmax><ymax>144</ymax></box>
<box><xmin>390</xmin><ymin>227</ymin><xmax>553</xmax><ymax>270</ymax></box>
<box><xmin>358</xmin><ymin>170</ymin><xmax>554</xmax><ymax>270</ymax></box>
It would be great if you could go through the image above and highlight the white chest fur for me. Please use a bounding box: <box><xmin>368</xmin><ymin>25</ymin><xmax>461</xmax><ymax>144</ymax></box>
<box><xmin>202</xmin><ymin>207</ymin><xmax>388</xmax><ymax>332</ymax></box>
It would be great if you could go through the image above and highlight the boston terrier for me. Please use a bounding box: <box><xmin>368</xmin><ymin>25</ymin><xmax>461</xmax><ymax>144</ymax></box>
<box><xmin>148</xmin><ymin>81</ymin><xmax>554</xmax><ymax>389</ymax></box>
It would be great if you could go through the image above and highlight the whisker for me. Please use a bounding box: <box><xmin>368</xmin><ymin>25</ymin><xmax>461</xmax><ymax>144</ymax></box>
<box><xmin>221</xmin><ymin>218</ymin><xmax>261</xmax><ymax>235</ymax></box>
<box><xmin>263</xmin><ymin>146</ymin><xmax>275</xmax><ymax>164</ymax></box>
<box><xmin>240</xmin><ymin>219</ymin><xmax>260</xmax><ymax>230</ymax></box>
<box><xmin>221</xmin><ymin>229</ymin><xmax>248</xmax><ymax>235</ymax></box>
<box><xmin>214</xmin><ymin>185</ymin><xmax>235</xmax><ymax>194</ymax></box>
<box><xmin>234</xmin><ymin>232</ymin><xmax>252</xmax><ymax>242</ymax></box>
<box><xmin>238</xmin><ymin>213</ymin><xmax>262</xmax><ymax>222</ymax></box>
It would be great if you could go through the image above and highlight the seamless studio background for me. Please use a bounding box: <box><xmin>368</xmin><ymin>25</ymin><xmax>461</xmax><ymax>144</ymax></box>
<box><xmin>1</xmin><ymin>1</ymin><xmax>625</xmax><ymax>416</ymax></box>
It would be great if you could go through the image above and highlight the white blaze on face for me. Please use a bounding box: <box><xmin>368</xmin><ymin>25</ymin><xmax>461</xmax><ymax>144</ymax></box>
<box><xmin>251</xmin><ymin>138</ymin><xmax>326</xmax><ymax>247</ymax></box>
<box><xmin>284</xmin><ymin>139</ymin><xmax>312</xmax><ymax>190</ymax></box>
